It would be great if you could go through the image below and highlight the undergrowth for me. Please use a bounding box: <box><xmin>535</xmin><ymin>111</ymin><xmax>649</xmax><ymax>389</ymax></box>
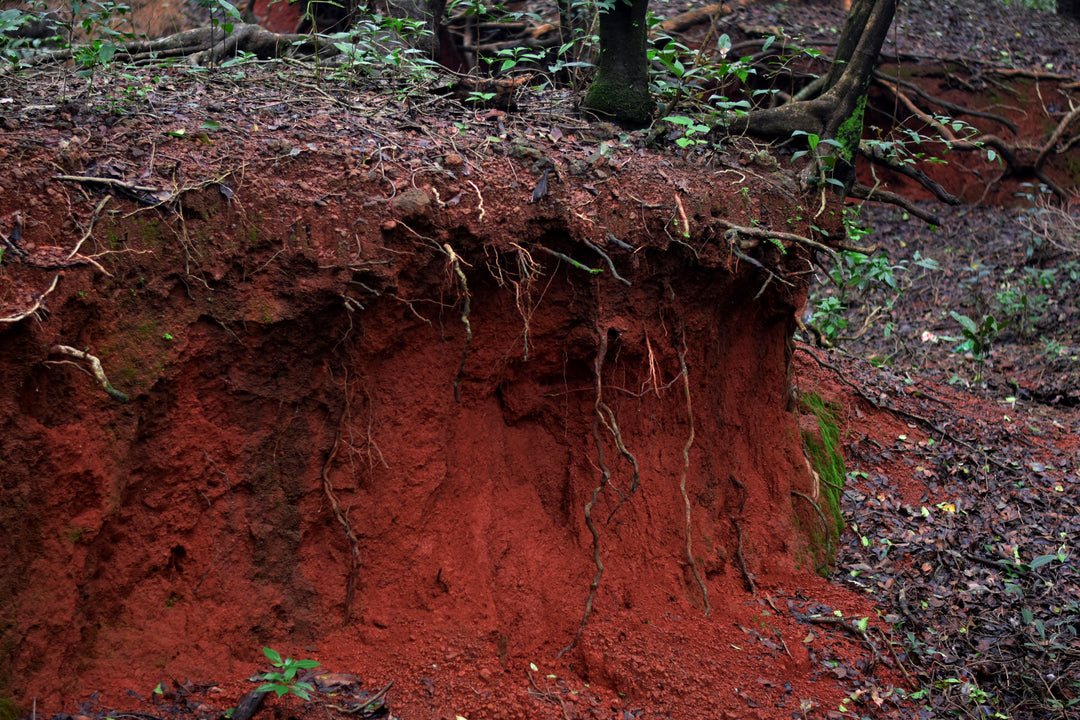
<box><xmin>799</xmin><ymin>391</ymin><xmax>845</xmax><ymax>573</ymax></box>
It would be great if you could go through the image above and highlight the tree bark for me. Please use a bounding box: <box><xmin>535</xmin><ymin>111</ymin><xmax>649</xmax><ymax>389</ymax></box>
<box><xmin>730</xmin><ymin>0</ymin><xmax>895</xmax><ymax>194</ymax></box>
<box><xmin>1058</xmin><ymin>0</ymin><xmax>1080</xmax><ymax>20</ymax></box>
<box><xmin>581</xmin><ymin>0</ymin><xmax>653</xmax><ymax>127</ymax></box>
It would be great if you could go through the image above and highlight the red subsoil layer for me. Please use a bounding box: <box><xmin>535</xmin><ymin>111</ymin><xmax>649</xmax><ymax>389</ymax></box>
<box><xmin>0</xmin><ymin>76</ymin><xmax>906</xmax><ymax>718</ymax></box>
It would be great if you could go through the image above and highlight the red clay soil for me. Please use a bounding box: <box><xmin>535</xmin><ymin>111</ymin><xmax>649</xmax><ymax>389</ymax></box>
<box><xmin>0</xmin><ymin>63</ymin><xmax>913</xmax><ymax>720</ymax></box>
<box><xmin>9</xmin><ymin>2</ymin><xmax>1080</xmax><ymax>719</ymax></box>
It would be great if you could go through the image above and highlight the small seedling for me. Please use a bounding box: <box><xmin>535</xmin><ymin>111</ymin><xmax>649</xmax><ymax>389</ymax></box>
<box><xmin>256</xmin><ymin>647</ymin><xmax>320</xmax><ymax>700</ymax></box>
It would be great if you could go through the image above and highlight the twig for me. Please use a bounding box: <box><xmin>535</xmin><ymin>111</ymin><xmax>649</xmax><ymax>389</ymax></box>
<box><xmin>797</xmin><ymin>613</ymin><xmax>883</xmax><ymax>671</ymax></box>
<box><xmin>48</xmin><ymin>345</ymin><xmax>129</xmax><ymax>402</ymax></box>
<box><xmin>55</xmin><ymin>174</ymin><xmax>171</xmax><ymax>205</ymax></box>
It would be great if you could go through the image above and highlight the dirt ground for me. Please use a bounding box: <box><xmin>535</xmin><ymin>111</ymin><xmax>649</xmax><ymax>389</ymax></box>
<box><xmin>2</xmin><ymin>2</ymin><xmax>1080</xmax><ymax>720</ymax></box>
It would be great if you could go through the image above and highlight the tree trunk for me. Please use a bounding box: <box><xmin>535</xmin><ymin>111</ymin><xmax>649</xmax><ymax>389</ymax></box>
<box><xmin>1058</xmin><ymin>0</ymin><xmax>1080</xmax><ymax>20</ymax></box>
<box><xmin>729</xmin><ymin>0</ymin><xmax>895</xmax><ymax>193</ymax></box>
<box><xmin>581</xmin><ymin>0</ymin><xmax>653</xmax><ymax>127</ymax></box>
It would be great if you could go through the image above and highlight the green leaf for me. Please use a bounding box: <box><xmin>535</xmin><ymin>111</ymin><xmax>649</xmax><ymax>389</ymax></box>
<box><xmin>665</xmin><ymin>115</ymin><xmax>695</xmax><ymax>127</ymax></box>
<box><xmin>949</xmin><ymin>311</ymin><xmax>978</xmax><ymax>335</ymax></box>
<box><xmin>1030</xmin><ymin>553</ymin><xmax>1058</xmax><ymax>569</ymax></box>
<box><xmin>263</xmin><ymin>647</ymin><xmax>283</xmax><ymax>665</ymax></box>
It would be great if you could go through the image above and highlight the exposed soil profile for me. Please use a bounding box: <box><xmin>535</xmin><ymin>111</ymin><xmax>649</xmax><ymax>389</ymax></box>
<box><xmin>0</xmin><ymin>61</ymin><xmax>909</xmax><ymax>720</ymax></box>
<box><xmin>11</xmin><ymin>1</ymin><xmax>1080</xmax><ymax>718</ymax></box>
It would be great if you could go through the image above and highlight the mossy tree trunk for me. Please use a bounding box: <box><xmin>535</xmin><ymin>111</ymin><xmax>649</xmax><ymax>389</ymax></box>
<box><xmin>581</xmin><ymin>0</ymin><xmax>653</xmax><ymax>127</ymax></box>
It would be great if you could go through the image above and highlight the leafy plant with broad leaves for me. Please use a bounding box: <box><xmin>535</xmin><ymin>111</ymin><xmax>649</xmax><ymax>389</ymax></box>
<box><xmin>256</xmin><ymin>647</ymin><xmax>321</xmax><ymax>700</ymax></box>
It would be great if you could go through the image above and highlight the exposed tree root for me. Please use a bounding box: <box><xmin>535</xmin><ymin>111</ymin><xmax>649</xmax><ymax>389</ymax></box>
<box><xmin>10</xmin><ymin>23</ymin><xmax>334</xmax><ymax>69</ymax></box>
<box><xmin>727</xmin><ymin>474</ymin><xmax>756</xmax><ymax>595</ymax></box>
<box><xmin>877</xmin><ymin>77</ymin><xmax>1078</xmax><ymax>200</ymax></box>
<box><xmin>321</xmin><ymin>424</ymin><xmax>362</xmax><ymax>623</ymax></box>
<box><xmin>872</xmin><ymin>70</ymin><xmax>1019</xmax><ymax>134</ymax></box>
<box><xmin>485</xmin><ymin>244</ymin><xmax>542</xmax><ymax>360</ymax></box>
<box><xmin>677</xmin><ymin>337</ymin><xmax>711</xmax><ymax>616</ymax></box>
<box><xmin>539</xmin><ymin>246</ymin><xmax>604</xmax><ymax>278</ymax></box>
<box><xmin>849</xmin><ymin>182</ymin><xmax>942</xmax><ymax>225</ymax></box>
<box><xmin>582</xmin><ymin>239</ymin><xmax>631</xmax><ymax>286</ymax></box>
<box><xmin>0</xmin><ymin>274</ymin><xmax>59</xmax><ymax>324</ymax></box>
<box><xmin>47</xmin><ymin>344</ymin><xmax>129</xmax><ymax>402</ymax></box>
<box><xmin>560</xmin><ymin>330</ymin><xmax>612</xmax><ymax>658</ymax></box>
<box><xmin>716</xmin><ymin>218</ymin><xmax>845</xmax><ymax>259</ymax></box>
<box><xmin>858</xmin><ymin>141</ymin><xmax>960</xmax><ymax>206</ymax></box>
<box><xmin>442</xmin><ymin>243</ymin><xmax>472</xmax><ymax>403</ymax></box>
<box><xmin>791</xmin><ymin>490</ymin><xmax>833</xmax><ymax>574</ymax></box>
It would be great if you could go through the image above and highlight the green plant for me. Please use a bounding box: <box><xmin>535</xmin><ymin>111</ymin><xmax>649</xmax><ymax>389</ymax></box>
<box><xmin>799</xmin><ymin>392</ymin><xmax>845</xmax><ymax>573</ymax></box>
<box><xmin>949</xmin><ymin>311</ymin><xmax>999</xmax><ymax>379</ymax></box>
<box><xmin>256</xmin><ymin>647</ymin><xmax>320</xmax><ymax>700</ymax></box>
<box><xmin>329</xmin><ymin>14</ymin><xmax>438</xmax><ymax>81</ymax></box>
<box><xmin>0</xmin><ymin>695</ymin><xmax>18</xmax><ymax>720</ymax></box>
<box><xmin>663</xmin><ymin>115</ymin><xmax>711</xmax><ymax>149</ymax></box>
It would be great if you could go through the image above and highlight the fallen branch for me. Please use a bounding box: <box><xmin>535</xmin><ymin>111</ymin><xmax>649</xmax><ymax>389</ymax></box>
<box><xmin>796</xmin><ymin>612</ymin><xmax>883</xmax><ymax>671</ymax></box>
<box><xmin>48</xmin><ymin>345</ymin><xmax>129</xmax><ymax>402</ymax></box>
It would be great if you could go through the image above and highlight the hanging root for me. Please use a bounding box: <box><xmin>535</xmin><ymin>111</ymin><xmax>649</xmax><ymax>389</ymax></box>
<box><xmin>599</xmin><ymin>398</ymin><xmax>639</xmax><ymax>520</ymax></box>
<box><xmin>47</xmin><ymin>345</ymin><xmax>129</xmax><ymax>402</ymax></box>
<box><xmin>560</xmin><ymin>330</ymin><xmax>612</xmax><ymax>658</ymax></box>
<box><xmin>321</xmin><ymin>424</ymin><xmax>362</xmax><ymax>622</ymax></box>
<box><xmin>442</xmin><ymin>243</ymin><xmax>472</xmax><ymax>403</ymax></box>
<box><xmin>791</xmin><ymin>490</ymin><xmax>833</xmax><ymax>574</ymax></box>
<box><xmin>677</xmin><ymin>339</ymin><xmax>711</xmax><ymax>615</ymax></box>
<box><xmin>728</xmin><ymin>474</ymin><xmax>756</xmax><ymax>595</ymax></box>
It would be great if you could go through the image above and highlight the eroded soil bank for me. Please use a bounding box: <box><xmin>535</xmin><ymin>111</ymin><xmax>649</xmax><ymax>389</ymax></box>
<box><xmin>0</xmin><ymin>67</ymin><xmax>901</xmax><ymax>719</ymax></box>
